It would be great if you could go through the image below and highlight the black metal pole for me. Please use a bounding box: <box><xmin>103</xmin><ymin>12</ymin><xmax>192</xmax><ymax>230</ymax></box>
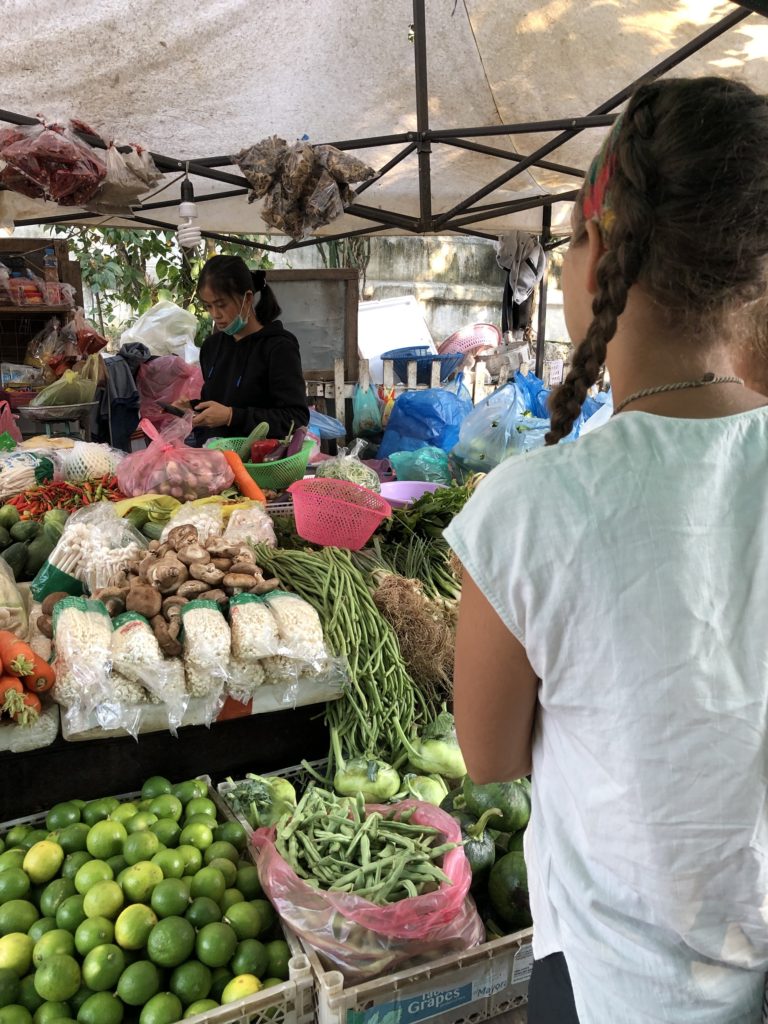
<box><xmin>353</xmin><ymin>142</ymin><xmax>418</xmax><ymax>197</ymax></box>
<box><xmin>432</xmin><ymin>5</ymin><xmax>752</xmax><ymax>228</ymax></box>
<box><xmin>535</xmin><ymin>205</ymin><xmax>552</xmax><ymax>378</ymax></box>
<box><xmin>430</xmin><ymin>115</ymin><xmax>617</xmax><ymax>139</ymax></box>
<box><xmin>440</xmin><ymin>137</ymin><xmax>586</xmax><ymax>179</ymax></box>
<box><xmin>412</xmin><ymin>0</ymin><xmax>432</xmax><ymax>230</ymax></box>
<box><xmin>344</xmin><ymin>202</ymin><xmax>421</xmax><ymax>231</ymax></box>
<box><xmin>444</xmin><ymin>189</ymin><xmax>579</xmax><ymax>230</ymax></box>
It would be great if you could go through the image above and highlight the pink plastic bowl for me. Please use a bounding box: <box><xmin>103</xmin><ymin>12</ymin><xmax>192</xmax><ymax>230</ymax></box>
<box><xmin>288</xmin><ymin>478</ymin><xmax>392</xmax><ymax>550</ymax></box>
<box><xmin>379</xmin><ymin>481</ymin><xmax>446</xmax><ymax>509</ymax></box>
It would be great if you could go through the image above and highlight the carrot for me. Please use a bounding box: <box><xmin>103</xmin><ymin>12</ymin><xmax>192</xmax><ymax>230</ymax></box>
<box><xmin>0</xmin><ymin>634</ymin><xmax>35</xmax><ymax>678</ymax></box>
<box><xmin>23</xmin><ymin>653</ymin><xmax>55</xmax><ymax>694</ymax></box>
<box><xmin>13</xmin><ymin>691</ymin><xmax>41</xmax><ymax>726</ymax></box>
<box><xmin>0</xmin><ymin>676</ymin><xmax>24</xmax><ymax>718</ymax></box>
<box><xmin>221</xmin><ymin>449</ymin><xmax>266</xmax><ymax>503</ymax></box>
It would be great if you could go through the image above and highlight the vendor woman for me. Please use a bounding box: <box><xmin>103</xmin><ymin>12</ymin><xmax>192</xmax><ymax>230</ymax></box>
<box><xmin>193</xmin><ymin>255</ymin><xmax>309</xmax><ymax>442</ymax></box>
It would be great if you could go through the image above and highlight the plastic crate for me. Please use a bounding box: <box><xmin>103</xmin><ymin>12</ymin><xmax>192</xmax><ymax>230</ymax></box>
<box><xmin>381</xmin><ymin>347</ymin><xmax>464</xmax><ymax>385</ymax></box>
<box><xmin>207</xmin><ymin>437</ymin><xmax>313</xmax><ymax>491</ymax></box>
<box><xmin>1</xmin><ymin>779</ymin><xmax>315</xmax><ymax>1024</ymax></box>
<box><xmin>218</xmin><ymin>762</ymin><xmax>534</xmax><ymax>1024</ymax></box>
<box><xmin>216</xmin><ymin>758</ymin><xmax>330</xmax><ymax>834</ymax></box>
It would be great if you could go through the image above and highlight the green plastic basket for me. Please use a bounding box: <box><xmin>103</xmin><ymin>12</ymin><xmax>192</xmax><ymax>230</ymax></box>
<box><xmin>206</xmin><ymin>437</ymin><xmax>314</xmax><ymax>491</ymax></box>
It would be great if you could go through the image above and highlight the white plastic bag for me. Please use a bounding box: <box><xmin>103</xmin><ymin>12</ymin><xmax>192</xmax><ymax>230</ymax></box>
<box><xmin>120</xmin><ymin>300</ymin><xmax>199</xmax><ymax>360</ymax></box>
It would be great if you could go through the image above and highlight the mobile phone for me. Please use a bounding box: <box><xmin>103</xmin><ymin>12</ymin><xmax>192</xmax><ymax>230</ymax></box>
<box><xmin>158</xmin><ymin>402</ymin><xmax>185</xmax><ymax>417</ymax></box>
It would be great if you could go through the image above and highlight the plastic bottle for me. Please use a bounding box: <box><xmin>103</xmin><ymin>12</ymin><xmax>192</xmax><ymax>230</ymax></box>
<box><xmin>43</xmin><ymin>247</ymin><xmax>58</xmax><ymax>283</ymax></box>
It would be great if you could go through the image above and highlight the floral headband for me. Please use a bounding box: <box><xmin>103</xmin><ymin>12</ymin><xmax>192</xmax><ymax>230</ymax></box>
<box><xmin>581</xmin><ymin>114</ymin><xmax>624</xmax><ymax>238</ymax></box>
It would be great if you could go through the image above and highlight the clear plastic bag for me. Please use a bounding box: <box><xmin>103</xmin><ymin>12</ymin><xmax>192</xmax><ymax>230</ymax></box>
<box><xmin>223</xmin><ymin>506</ymin><xmax>276</xmax><ymax>547</ymax></box>
<box><xmin>305</xmin><ymin>170</ymin><xmax>345</xmax><ymax>228</ymax></box>
<box><xmin>229</xmin><ymin>594</ymin><xmax>280</xmax><ymax>662</ymax></box>
<box><xmin>315</xmin><ymin>439</ymin><xmax>382</xmax><ymax>492</ymax></box>
<box><xmin>264</xmin><ymin>590</ymin><xmax>326</xmax><ymax>668</ymax></box>
<box><xmin>227</xmin><ymin>657</ymin><xmax>266</xmax><ymax>702</ymax></box>
<box><xmin>117</xmin><ymin>416</ymin><xmax>234</xmax><ymax>500</ymax></box>
<box><xmin>161</xmin><ymin>503</ymin><xmax>223</xmax><ymax>545</ymax></box>
<box><xmin>25</xmin><ymin>318</ymin><xmax>62</xmax><ymax>370</ymax></box>
<box><xmin>378</xmin><ymin>378</ymin><xmax>473</xmax><ymax>459</ymax></box>
<box><xmin>119</xmin><ymin>300</ymin><xmax>199</xmax><ymax>359</ymax></box>
<box><xmin>180</xmin><ymin>600</ymin><xmax>231</xmax><ymax>698</ymax></box>
<box><xmin>72</xmin><ymin>309</ymin><xmax>108</xmax><ymax>356</ymax></box>
<box><xmin>252</xmin><ymin>799</ymin><xmax>484</xmax><ymax>980</ymax></box>
<box><xmin>233</xmin><ymin>135</ymin><xmax>288</xmax><ymax>200</ymax></box>
<box><xmin>110</xmin><ymin>612</ymin><xmax>188</xmax><ymax>731</ymax></box>
<box><xmin>450</xmin><ymin>383</ymin><xmax>527</xmax><ymax>474</ymax></box>
<box><xmin>0</xmin><ymin>122</ymin><xmax>106</xmax><ymax>205</ymax></box>
<box><xmin>137</xmin><ymin>356</ymin><xmax>203</xmax><ymax>429</ymax></box>
<box><xmin>0</xmin><ymin>557</ymin><xmax>28</xmax><ymax>636</ymax></box>
<box><xmin>87</xmin><ymin>143</ymin><xmax>162</xmax><ymax>215</ymax></box>
<box><xmin>352</xmin><ymin>384</ymin><xmax>382</xmax><ymax>438</ymax></box>
<box><xmin>51</xmin><ymin>597</ymin><xmax>113</xmax><ymax>733</ymax></box>
<box><xmin>30</xmin><ymin>367</ymin><xmax>97</xmax><ymax>407</ymax></box>
<box><xmin>308</xmin><ymin>408</ymin><xmax>346</xmax><ymax>440</ymax></box>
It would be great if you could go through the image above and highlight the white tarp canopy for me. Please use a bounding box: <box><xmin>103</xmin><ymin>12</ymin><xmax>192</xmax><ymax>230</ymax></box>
<box><xmin>0</xmin><ymin>0</ymin><xmax>766</xmax><ymax>248</ymax></box>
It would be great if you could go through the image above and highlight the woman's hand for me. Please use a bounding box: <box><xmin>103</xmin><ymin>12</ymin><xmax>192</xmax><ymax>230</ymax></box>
<box><xmin>192</xmin><ymin>401</ymin><xmax>233</xmax><ymax>429</ymax></box>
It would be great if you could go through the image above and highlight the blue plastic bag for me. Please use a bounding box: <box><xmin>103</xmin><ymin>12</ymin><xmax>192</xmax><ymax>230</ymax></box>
<box><xmin>308</xmin><ymin>408</ymin><xmax>346</xmax><ymax>440</ymax></box>
<box><xmin>514</xmin><ymin>370</ymin><xmax>551</xmax><ymax>419</ymax></box>
<box><xmin>352</xmin><ymin>384</ymin><xmax>383</xmax><ymax>438</ymax></box>
<box><xmin>378</xmin><ymin>377</ymin><xmax>473</xmax><ymax>459</ymax></box>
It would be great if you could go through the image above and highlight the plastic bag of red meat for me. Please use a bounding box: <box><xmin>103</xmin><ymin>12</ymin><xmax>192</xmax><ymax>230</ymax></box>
<box><xmin>0</xmin><ymin>122</ymin><xmax>106</xmax><ymax>206</ymax></box>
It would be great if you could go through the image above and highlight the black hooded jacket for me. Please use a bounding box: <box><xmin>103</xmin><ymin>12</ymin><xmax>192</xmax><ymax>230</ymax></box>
<box><xmin>198</xmin><ymin>320</ymin><xmax>309</xmax><ymax>441</ymax></box>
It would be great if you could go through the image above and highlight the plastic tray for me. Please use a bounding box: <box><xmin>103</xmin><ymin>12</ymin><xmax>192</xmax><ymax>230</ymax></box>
<box><xmin>207</xmin><ymin>437</ymin><xmax>313</xmax><ymax>491</ymax></box>
<box><xmin>24</xmin><ymin>401</ymin><xmax>99</xmax><ymax>422</ymax></box>
<box><xmin>380</xmin><ymin>481</ymin><xmax>445</xmax><ymax>508</ymax></box>
<box><xmin>222</xmin><ymin>761</ymin><xmax>534</xmax><ymax>1024</ymax></box>
<box><xmin>1</xmin><ymin>778</ymin><xmax>316</xmax><ymax>1024</ymax></box>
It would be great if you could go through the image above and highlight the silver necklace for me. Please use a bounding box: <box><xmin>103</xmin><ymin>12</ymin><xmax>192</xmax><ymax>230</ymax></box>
<box><xmin>613</xmin><ymin>372</ymin><xmax>745</xmax><ymax>416</ymax></box>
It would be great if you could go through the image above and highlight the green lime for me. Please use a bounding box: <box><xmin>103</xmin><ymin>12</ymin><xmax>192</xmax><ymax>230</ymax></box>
<box><xmin>33</xmin><ymin>954</ymin><xmax>80</xmax><ymax>1001</ymax></box>
<box><xmin>0</xmin><ymin>966</ymin><xmax>20</xmax><ymax>1007</ymax></box>
<box><xmin>150</xmin><ymin>881</ymin><xmax>189</xmax><ymax>921</ymax></box>
<box><xmin>250</xmin><ymin>900</ymin><xmax>276</xmax><ymax>936</ymax></box>
<box><xmin>141</xmin><ymin>778</ymin><xmax>172</xmax><ymax>801</ymax></box>
<box><xmin>0</xmin><ymin>1004</ymin><xmax>33</xmax><ymax>1023</ymax></box>
<box><xmin>56</xmin><ymin>827</ymin><xmax>89</xmax><ymax>860</ymax></box>
<box><xmin>73</xmin><ymin>918</ymin><xmax>113</xmax><ymax>958</ymax></box>
<box><xmin>138</xmin><ymin>992</ymin><xmax>181</xmax><ymax>1024</ymax></box>
<box><xmin>25</xmin><ymin>923</ymin><xmax>55</xmax><ymax>946</ymax></box>
<box><xmin>265</xmin><ymin>939</ymin><xmax>291</xmax><ymax>981</ymax></box>
<box><xmin>22</xmin><ymin>846</ymin><xmax>62</xmax><ymax>888</ymax></box>
<box><xmin>208</xmin><ymin>967</ymin><xmax>232</xmax><ymax>1002</ymax></box>
<box><xmin>116</xmin><ymin>960</ymin><xmax>161</xmax><ymax>1007</ymax></box>
<box><xmin>105</xmin><ymin>856</ymin><xmax>127</xmax><ymax>877</ymax></box>
<box><xmin>223</xmin><ymin>903</ymin><xmax>261</xmax><ymax>942</ymax></box>
<box><xmin>82</xmin><ymin>882</ymin><xmax>123</xmax><ymax>921</ymax></box>
<box><xmin>177</xmin><ymin>826</ymin><xmax>212</xmax><ymax>854</ymax></box>
<box><xmin>67</xmin><ymin>988</ymin><xmax>93</xmax><ymax>1017</ymax></box>
<box><xmin>262</xmin><ymin>977</ymin><xmax>283</xmax><ymax>988</ymax></box>
<box><xmin>124</xmin><ymin>815</ymin><xmax>157</xmax><ymax>836</ymax></box>
<box><xmin>203</xmin><ymin>842</ymin><xmax>238</xmax><ymax>867</ymax></box>
<box><xmin>169</xmin><ymin>960</ymin><xmax>212</xmax><ymax>1004</ymax></box>
<box><xmin>81</xmin><ymin>944</ymin><xmax>124</xmax><ymax>992</ymax></box>
<box><xmin>121</xmin><ymin>863</ymin><xmax>163</xmax><ymax>904</ymax></box>
<box><xmin>219</xmin><ymin>890</ymin><xmax>244</xmax><ymax>913</ymax></box>
<box><xmin>221</xmin><ymin>974</ymin><xmax>262</xmax><ymax>1004</ymax></box>
<box><xmin>234</xmin><ymin>865</ymin><xmax>261</xmax><ymax>901</ymax></box>
<box><xmin>123</xmin><ymin>833</ymin><xmax>160</xmax><ymax>867</ymax></box>
<box><xmin>0</xmin><ymin>854</ymin><xmax>25</xmax><ymax>876</ymax></box>
<box><xmin>189</xmin><ymin>869</ymin><xmax>224</xmax><ymax>905</ymax></box>
<box><xmin>81</xmin><ymin>802</ymin><xmax>111</xmax><ymax>829</ymax></box>
<box><xmin>171</xmin><ymin>781</ymin><xmax>207</xmax><ymax>806</ymax></box>
<box><xmin>0</xmin><ymin>874</ymin><xmax>29</xmax><ymax>906</ymax></box>
<box><xmin>73</xmin><ymin>860</ymin><xmax>113</xmax><ymax>897</ymax></box>
<box><xmin>60</xmin><ymin>853</ymin><xmax>91</xmax><ymax>882</ymax></box>
<box><xmin>213</xmin><ymin>823</ymin><xmax>246</xmax><ymax>853</ymax></box>
<box><xmin>76</xmin><ymin>991</ymin><xmax>123</xmax><ymax>1024</ymax></box>
<box><xmin>230</xmin><ymin>938</ymin><xmax>268</xmax><ymax>979</ymax></box>
<box><xmin>107</xmin><ymin>804</ymin><xmax>137</xmax><ymax>826</ymax></box>
<box><xmin>195</xmin><ymin>923</ymin><xmax>237</xmax><ymax>969</ymax></box>
<box><xmin>85</xmin><ymin>823</ymin><xmax>126</xmax><ymax>862</ymax></box>
<box><xmin>17</xmin><ymin>975</ymin><xmax>42</xmax><ymax>1013</ymax></box>
<box><xmin>0</xmin><ymin>903</ymin><xmax>38</xmax><ymax>937</ymax></box>
<box><xmin>147</xmin><ymin>797</ymin><xmax>182</xmax><ymax>824</ymax></box>
<box><xmin>38</xmin><ymin>881</ymin><xmax>75</xmax><ymax>920</ymax></box>
<box><xmin>31</xmin><ymin>931</ymin><xmax>74</xmax><ymax>968</ymax></box>
<box><xmin>3</xmin><ymin>831</ymin><xmax>30</xmax><ymax>852</ymax></box>
<box><xmin>175</xmin><ymin>848</ymin><xmax>201</xmax><ymax>878</ymax></box>
<box><xmin>54</xmin><ymin>897</ymin><xmax>86</xmax><ymax>934</ymax></box>
<box><xmin>17</xmin><ymin>833</ymin><xmax>48</xmax><ymax>855</ymax></box>
<box><xmin>149</xmin><ymin>822</ymin><xmax>179</xmax><ymax>850</ymax></box>
<box><xmin>151</xmin><ymin>852</ymin><xmax>184</xmax><ymax>881</ymax></box>
<box><xmin>182</xmin><ymin>1000</ymin><xmax>217</xmax><ymax>1018</ymax></box>
<box><xmin>185</xmin><ymin>899</ymin><xmax>220</xmax><ymax>930</ymax></box>
<box><xmin>207</xmin><ymin>859</ymin><xmax>236</xmax><ymax>889</ymax></box>
<box><xmin>33</xmin><ymin>1002</ymin><xmax>72</xmax><ymax>1022</ymax></box>
<box><xmin>183</xmin><ymin>798</ymin><xmax>216</xmax><ymax>822</ymax></box>
<box><xmin>181</xmin><ymin>815</ymin><xmax>216</xmax><ymax>830</ymax></box>
<box><xmin>44</xmin><ymin>806</ymin><xmax>80</xmax><ymax>834</ymax></box>
<box><xmin>113</xmin><ymin>905</ymin><xmax>157</xmax><ymax>951</ymax></box>
<box><xmin>146</xmin><ymin>917</ymin><xmax>195</xmax><ymax>969</ymax></box>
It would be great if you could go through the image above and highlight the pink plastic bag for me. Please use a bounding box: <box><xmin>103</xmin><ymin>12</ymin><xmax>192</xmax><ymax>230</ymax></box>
<box><xmin>137</xmin><ymin>356</ymin><xmax>203</xmax><ymax>430</ymax></box>
<box><xmin>0</xmin><ymin>401</ymin><xmax>22</xmax><ymax>443</ymax></box>
<box><xmin>252</xmin><ymin>800</ymin><xmax>485</xmax><ymax>979</ymax></box>
<box><xmin>117</xmin><ymin>415</ymin><xmax>233</xmax><ymax>500</ymax></box>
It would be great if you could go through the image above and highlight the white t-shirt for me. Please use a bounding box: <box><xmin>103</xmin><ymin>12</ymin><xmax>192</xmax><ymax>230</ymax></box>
<box><xmin>445</xmin><ymin>408</ymin><xmax>768</xmax><ymax>1024</ymax></box>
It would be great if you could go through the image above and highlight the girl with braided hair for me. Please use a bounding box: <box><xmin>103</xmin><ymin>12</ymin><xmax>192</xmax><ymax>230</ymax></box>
<box><xmin>446</xmin><ymin>76</ymin><xmax>768</xmax><ymax>1024</ymax></box>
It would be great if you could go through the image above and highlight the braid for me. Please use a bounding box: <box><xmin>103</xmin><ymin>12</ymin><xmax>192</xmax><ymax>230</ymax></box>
<box><xmin>546</xmin><ymin>88</ymin><xmax>659</xmax><ymax>445</ymax></box>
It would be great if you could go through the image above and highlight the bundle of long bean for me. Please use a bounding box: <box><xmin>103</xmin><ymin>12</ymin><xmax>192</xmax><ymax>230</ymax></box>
<box><xmin>274</xmin><ymin>786</ymin><xmax>456</xmax><ymax>904</ymax></box>
<box><xmin>253</xmin><ymin>545</ymin><xmax>427</xmax><ymax>767</ymax></box>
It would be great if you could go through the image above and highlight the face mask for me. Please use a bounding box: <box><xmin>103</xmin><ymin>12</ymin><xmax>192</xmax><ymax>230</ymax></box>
<box><xmin>222</xmin><ymin>295</ymin><xmax>250</xmax><ymax>336</ymax></box>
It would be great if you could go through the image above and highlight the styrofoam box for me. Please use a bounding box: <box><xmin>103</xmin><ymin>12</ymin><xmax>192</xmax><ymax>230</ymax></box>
<box><xmin>218</xmin><ymin>761</ymin><xmax>535</xmax><ymax>1024</ymax></box>
<box><xmin>2</xmin><ymin>777</ymin><xmax>315</xmax><ymax>1024</ymax></box>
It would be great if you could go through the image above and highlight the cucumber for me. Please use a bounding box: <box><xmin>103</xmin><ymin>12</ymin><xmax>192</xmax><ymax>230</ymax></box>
<box><xmin>142</xmin><ymin>522</ymin><xmax>164</xmax><ymax>541</ymax></box>
<box><xmin>10</xmin><ymin>520</ymin><xmax>41</xmax><ymax>543</ymax></box>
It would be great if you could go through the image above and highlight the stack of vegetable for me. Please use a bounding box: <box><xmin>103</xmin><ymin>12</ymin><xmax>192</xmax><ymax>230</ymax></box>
<box><xmin>5</xmin><ymin>476</ymin><xmax>123</xmax><ymax>518</ymax></box>
<box><xmin>0</xmin><ymin>630</ymin><xmax>55</xmax><ymax>727</ymax></box>
<box><xmin>0</xmin><ymin>505</ymin><xmax>69</xmax><ymax>582</ymax></box>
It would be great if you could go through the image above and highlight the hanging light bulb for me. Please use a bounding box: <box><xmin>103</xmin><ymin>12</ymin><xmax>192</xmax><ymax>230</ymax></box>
<box><xmin>0</xmin><ymin>217</ymin><xmax>14</xmax><ymax>237</ymax></box>
<box><xmin>177</xmin><ymin>176</ymin><xmax>201</xmax><ymax>248</ymax></box>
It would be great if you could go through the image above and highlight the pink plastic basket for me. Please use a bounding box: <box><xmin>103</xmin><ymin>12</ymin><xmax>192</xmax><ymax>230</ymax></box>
<box><xmin>438</xmin><ymin>322</ymin><xmax>501</xmax><ymax>355</ymax></box>
<box><xmin>288</xmin><ymin>478</ymin><xmax>392</xmax><ymax>550</ymax></box>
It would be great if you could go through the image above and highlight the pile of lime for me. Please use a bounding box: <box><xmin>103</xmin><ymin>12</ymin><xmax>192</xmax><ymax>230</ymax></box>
<box><xmin>0</xmin><ymin>776</ymin><xmax>291</xmax><ymax>1024</ymax></box>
